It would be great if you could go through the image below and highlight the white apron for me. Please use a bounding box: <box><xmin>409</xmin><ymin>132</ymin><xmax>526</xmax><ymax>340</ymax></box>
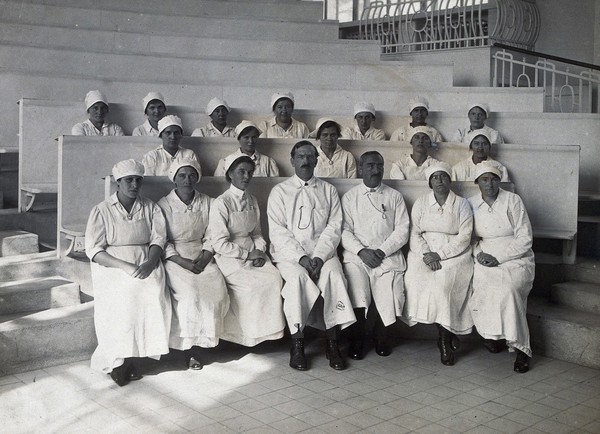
<box><xmin>215</xmin><ymin>207</ymin><xmax>285</xmax><ymax>346</ymax></box>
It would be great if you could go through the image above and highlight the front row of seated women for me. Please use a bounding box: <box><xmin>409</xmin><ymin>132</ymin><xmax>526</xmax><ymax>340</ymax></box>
<box><xmin>85</xmin><ymin>145</ymin><xmax>534</xmax><ymax>387</ymax></box>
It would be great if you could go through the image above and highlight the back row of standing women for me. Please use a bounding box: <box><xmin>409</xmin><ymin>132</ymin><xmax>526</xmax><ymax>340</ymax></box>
<box><xmin>85</xmin><ymin>138</ymin><xmax>534</xmax><ymax>387</ymax></box>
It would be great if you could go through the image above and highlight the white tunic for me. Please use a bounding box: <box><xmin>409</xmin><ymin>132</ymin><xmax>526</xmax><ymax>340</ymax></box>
<box><xmin>72</xmin><ymin>119</ymin><xmax>125</xmax><ymax>136</ymax></box>
<box><xmin>341</xmin><ymin>123</ymin><xmax>386</xmax><ymax>141</ymax></box>
<box><xmin>451</xmin><ymin>157</ymin><xmax>510</xmax><ymax>182</ymax></box>
<box><xmin>191</xmin><ymin>122</ymin><xmax>235</xmax><ymax>138</ymax></box>
<box><xmin>389</xmin><ymin>123</ymin><xmax>443</xmax><ymax>142</ymax></box>
<box><xmin>403</xmin><ymin>191</ymin><xmax>474</xmax><ymax>334</ymax></box>
<box><xmin>158</xmin><ymin>189</ymin><xmax>229</xmax><ymax>350</ymax></box>
<box><xmin>214</xmin><ymin>149</ymin><xmax>280</xmax><ymax>177</ymax></box>
<box><xmin>132</xmin><ymin>119</ymin><xmax>159</xmax><ymax>137</ymax></box>
<box><xmin>314</xmin><ymin>144</ymin><xmax>357</xmax><ymax>179</ymax></box>
<box><xmin>142</xmin><ymin>146</ymin><xmax>202</xmax><ymax>177</ymax></box>
<box><xmin>469</xmin><ymin>189</ymin><xmax>535</xmax><ymax>356</ymax></box>
<box><xmin>209</xmin><ymin>184</ymin><xmax>285</xmax><ymax>346</ymax></box>
<box><xmin>267</xmin><ymin>175</ymin><xmax>356</xmax><ymax>332</ymax></box>
<box><xmin>85</xmin><ymin>193</ymin><xmax>171</xmax><ymax>373</ymax></box>
<box><xmin>389</xmin><ymin>155</ymin><xmax>442</xmax><ymax>180</ymax></box>
<box><xmin>258</xmin><ymin>117</ymin><xmax>309</xmax><ymax>139</ymax></box>
<box><xmin>452</xmin><ymin>125</ymin><xmax>504</xmax><ymax>145</ymax></box>
<box><xmin>341</xmin><ymin>183</ymin><xmax>410</xmax><ymax>326</ymax></box>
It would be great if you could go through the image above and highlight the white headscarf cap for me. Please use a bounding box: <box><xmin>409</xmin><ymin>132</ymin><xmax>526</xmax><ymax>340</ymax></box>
<box><xmin>408</xmin><ymin>96</ymin><xmax>429</xmax><ymax>113</ymax></box>
<box><xmin>85</xmin><ymin>90</ymin><xmax>109</xmax><ymax>111</ymax></box>
<box><xmin>206</xmin><ymin>97</ymin><xmax>230</xmax><ymax>116</ymax></box>
<box><xmin>142</xmin><ymin>92</ymin><xmax>166</xmax><ymax>112</ymax></box>
<box><xmin>410</xmin><ymin>126</ymin><xmax>433</xmax><ymax>142</ymax></box>
<box><xmin>112</xmin><ymin>159</ymin><xmax>144</xmax><ymax>181</ymax></box>
<box><xmin>158</xmin><ymin>115</ymin><xmax>183</xmax><ymax>135</ymax></box>
<box><xmin>466</xmin><ymin>129</ymin><xmax>493</xmax><ymax>147</ymax></box>
<box><xmin>474</xmin><ymin>160</ymin><xmax>503</xmax><ymax>182</ymax></box>
<box><xmin>353</xmin><ymin>102</ymin><xmax>376</xmax><ymax>117</ymax></box>
<box><xmin>271</xmin><ymin>92</ymin><xmax>295</xmax><ymax>110</ymax></box>
<box><xmin>168</xmin><ymin>158</ymin><xmax>202</xmax><ymax>183</ymax></box>
<box><xmin>424</xmin><ymin>162</ymin><xmax>452</xmax><ymax>183</ymax></box>
<box><xmin>234</xmin><ymin>120</ymin><xmax>262</xmax><ymax>139</ymax></box>
<box><xmin>468</xmin><ymin>102</ymin><xmax>489</xmax><ymax>117</ymax></box>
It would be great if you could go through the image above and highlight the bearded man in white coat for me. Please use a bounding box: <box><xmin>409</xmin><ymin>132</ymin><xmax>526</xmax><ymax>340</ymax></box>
<box><xmin>341</xmin><ymin>151</ymin><xmax>410</xmax><ymax>359</ymax></box>
<box><xmin>267</xmin><ymin>141</ymin><xmax>356</xmax><ymax>371</ymax></box>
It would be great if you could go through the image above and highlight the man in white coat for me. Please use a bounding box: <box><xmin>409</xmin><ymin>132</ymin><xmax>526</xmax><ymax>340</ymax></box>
<box><xmin>267</xmin><ymin>141</ymin><xmax>356</xmax><ymax>371</ymax></box>
<box><xmin>341</xmin><ymin>151</ymin><xmax>410</xmax><ymax>359</ymax></box>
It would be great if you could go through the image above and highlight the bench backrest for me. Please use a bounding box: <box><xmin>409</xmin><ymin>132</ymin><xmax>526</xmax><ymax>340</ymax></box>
<box><xmin>58</xmin><ymin>135</ymin><xmax>579</xmax><ymax>255</ymax></box>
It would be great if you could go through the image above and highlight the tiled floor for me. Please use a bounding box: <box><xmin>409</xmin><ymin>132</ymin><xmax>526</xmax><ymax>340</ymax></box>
<box><xmin>1</xmin><ymin>337</ymin><xmax>599</xmax><ymax>434</ymax></box>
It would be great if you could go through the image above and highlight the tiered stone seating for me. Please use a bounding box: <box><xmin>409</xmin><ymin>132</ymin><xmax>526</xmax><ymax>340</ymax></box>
<box><xmin>1</xmin><ymin>0</ymin><xmax>597</xmax><ymax>373</ymax></box>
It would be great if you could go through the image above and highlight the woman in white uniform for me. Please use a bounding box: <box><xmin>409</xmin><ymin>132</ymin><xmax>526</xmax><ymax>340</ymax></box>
<box><xmin>451</xmin><ymin>131</ymin><xmax>509</xmax><ymax>182</ymax></box>
<box><xmin>208</xmin><ymin>156</ymin><xmax>286</xmax><ymax>346</ymax></box>
<box><xmin>259</xmin><ymin>92</ymin><xmax>309</xmax><ymax>139</ymax></box>
<box><xmin>85</xmin><ymin>159</ymin><xmax>171</xmax><ymax>386</ymax></box>
<box><xmin>214</xmin><ymin>120</ymin><xmax>279</xmax><ymax>177</ymax></box>
<box><xmin>72</xmin><ymin>90</ymin><xmax>124</xmax><ymax>136</ymax></box>
<box><xmin>390</xmin><ymin>128</ymin><xmax>442</xmax><ymax>180</ymax></box>
<box><xmin>403</xmin><ymin>163</ymin><xmax>474</xmax><ymax>366</ymax></box>
<box><xmin>132</xmin><ymin>92</ymin><xmax>167</xmax><ymax>136</ymax></box>
<box><xmin>451</xmin><ymin>103</ymin><xmax>504</xmax><ymax>145</ymax></box>
<box><xmin>313</xmin><ymin>117</ymin><xmax>357</xmax><ymax>178</ymax></box>
<box><xmin>468</xmin><ymin>161</ymin><xmax>535</xmax><ymax>373</ymax></box>
<box><xmin>158</xmin><ymin>159</ymin><xmax>229</xmax><ymax>370</ymax></box>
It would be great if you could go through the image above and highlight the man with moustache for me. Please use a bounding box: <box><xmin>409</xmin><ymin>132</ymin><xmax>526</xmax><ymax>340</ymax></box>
<box><xmin>267</xmin><ymin>141</ymin><xmax>355</xmax><ymax>371</ymax></box>
<box><xmin>340</xmin><ymin>151</ymin><xmax>410</xmax><ymax>359</ymax></box>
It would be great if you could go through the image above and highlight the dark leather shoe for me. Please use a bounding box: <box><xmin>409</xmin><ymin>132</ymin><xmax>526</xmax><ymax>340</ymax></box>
<box><xmin>514</xmin><ymin>350</ymin><xmax>531</xmax><ymax>373</ymax></box>
<box><xmin>483</xmin><ymin>339</ymin><xmax>505</xmax><ymax>353</ymax></box>
<box><xmin>375</xmin><ymin>339</ymin><xmax>391</xmax><ymax>357</ymax></box>
<box><xmin>110</xmin><ymin>364</ymin><xmax>130</xmax><ymax>387</ymax></box>
<box><xmin>127</xmin><ymin>364</ymin><xmax>143</xmax><ymax>381</ymax></box>
<box><xmin>450</xmin><ymin>334</ymin><xmax>461</xmax><ymax>352</ymax></box>
<box><xmin>289</xmin><ymin>338</ymin><xmax>308</xmax><ymax>371</ymax></box>
<box><xmin>437</xmin><ymin>337</ymin><xmax>455</xmax><ymax>366</ymax></box>
<box><xmin>348</xmin><ymin>340</ymin><xmax>364</xmax><ymax>360</ymax></box>
<box><xmin>326</xmin><ymin>339</ymin><xmax>346</xmax><ymax>370</ymax></box>
<box><xmin>188</xmin><ymin>356</ymin><xmax>203</xmax><ymax>371</ymax></box>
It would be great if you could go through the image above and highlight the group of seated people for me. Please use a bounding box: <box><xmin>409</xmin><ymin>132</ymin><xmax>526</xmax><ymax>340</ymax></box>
<box><xmin>73</xmin><ymin>90</ymin><xmax>510</xmax><ymax>183</ymax></box>
<box><xmin>85</xmin><ymin>124</ymin><xmax>535</xmax><ymax>386</ymax></box>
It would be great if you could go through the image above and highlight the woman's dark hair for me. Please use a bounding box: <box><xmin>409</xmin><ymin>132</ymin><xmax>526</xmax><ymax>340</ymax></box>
<box><xmin>144</xmin><ymin>99</ymin><xmax>166</xmax><ymax>115</ymax></box>
<box><xmin>87</xmin><ymin>102</ymin><xmax>109</xmax><ymax>114</ymax></box>
<box><xmin>474</xmin><ymin>171</ymin><xmax>501</xmax><ymax>184</ymax></box>
<box><xmin>159</xmin><ymin>125</ymin><xmax>183</xmax><ymax>138</ymax></box>
<box><xmin>225</xmin><ymin>155</ymin><xmax>256</xmax><ymax>182</ymax></box>
<box><xmin>469</xmin><ymin>134</ymin><xmax>491</xmax><ymax>150</ymax></box>
<box><xmin>316</xmin><ymin>121</ymin><xmax>341</xmax><ymax>139</ymax></box>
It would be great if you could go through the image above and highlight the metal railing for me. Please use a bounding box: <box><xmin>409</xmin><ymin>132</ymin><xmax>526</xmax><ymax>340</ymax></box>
<box><xmin>492</xmin><ymin>44</ymin><xmax>600</xmax><ymax>113</ymax></box>
<box><xmin>358</xmin><ymin>0</ymin><xmax>539</xmax><ymax>54</ymax></box>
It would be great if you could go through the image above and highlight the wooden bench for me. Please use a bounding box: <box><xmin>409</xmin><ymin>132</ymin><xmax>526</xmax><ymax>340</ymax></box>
<box><xmin>58</xmin><ymin>135</ymin><xmax>579</xmax><ymax>263</ymax></box>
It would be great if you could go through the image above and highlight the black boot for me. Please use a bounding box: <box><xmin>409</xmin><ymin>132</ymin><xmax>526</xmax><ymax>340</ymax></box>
<box><xmin>326</xmin><ymin>339</ymin><xmax>346</xmax><ymax>370</ymax></box>
<box><xmin>437</xmin><ymin>325</ymin><xmax>455</xmax><ymax>366</ymax></box>
<box><xmin>514</xmin><ymin>350</ymin><xmax>531</xmax><ymax>373</ymax></box>
<box><xmin>289</xmin><ymin>338</ymin><xmax>308</xmax><ymax>371</ymax></box>
<box><xmin>483</xmin><ymin>338</ymin><xmax>506</xmax><ymax>353</ymax></box>
<box><xmin>109</xmin><ymin>363</ymin><xmax>130</xmax><ymax>387</ymax></box>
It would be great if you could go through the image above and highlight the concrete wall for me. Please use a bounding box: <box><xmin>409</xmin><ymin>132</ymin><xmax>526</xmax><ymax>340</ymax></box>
<box><xmin>536</xmin><ymin>0</ymin><xmax>598</xmax><ymax>64</ymax></box>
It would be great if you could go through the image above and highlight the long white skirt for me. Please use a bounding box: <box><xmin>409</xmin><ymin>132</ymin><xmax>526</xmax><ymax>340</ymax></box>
<box><xmin>90</xmin><ymin>245</ymin><xmax>171</xmax><ymax>374</ymax></box>
<box><xmin>164</xmin><ymin>261</ymin><xmax>229</xmax><ymax>350</ymax></box>
<box><xmin>403</xmin><ymin>235</ymin><xmax>474</xmax><ymax>335</ymax></box>
<box><xmin>470</xmin><ymin>238</ymin><xmax>535</xmax><ymax>356</ymax></box>
<box><xmin>219</xmin><ymin>259</ymin><xmax>285</xmax><ymax>347</ymax></box>
<box><xmin>276</xmin><ymin>257</ymin><xmax>356</xmax><ymax>333</ymax></box>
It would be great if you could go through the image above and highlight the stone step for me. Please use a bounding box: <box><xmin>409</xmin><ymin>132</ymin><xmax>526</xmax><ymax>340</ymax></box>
<box><xmin>0</xmin><ymin>0</ymin><xmax>338</xmax><ymax>42</ymax></box>
<box><xmin>564</xmin><ymin>259</ymin><xmax>600</xmax><ymax>285</ymax></box>
<box><xmin>0</xmin><ymin>275</ymin><xmax>80</xmax><ymax>315</ymax></box>
<box><xmin>0</xmin><ymin>230</ymin><xmax>39</xmax><ymax>257</ymax></box>
<box><xmin>0</xmin><ymin>251</ymin><xmax>62</xmax><ymax>283</ymax></box>
<box><xmin>527</xmin><ymin>296</ymin><xmax>600</xmax><ymax>369</ymax></box>
<box><xmin>551</xmin><ymin>281</ymin><xmax>600</xmax><ymax>314</ymax></box>
<box><xmin>0</xmin><ymin>22</ymin><xmax>381</xmax><ymax>65</ymax></box>
<box><xmin>0</xmin><ymin>302</ymin><xmax>96</xmax><ymax>375</ymax></box>
<box><xmin>9</xmin><ymin>0</ymin><xmax>323</xmax><ymax>21</ymax></box>
<box><xmin>0</xmin><ymin>44</ymin><xmax>453</xmax><ymax>91</ymax></box>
